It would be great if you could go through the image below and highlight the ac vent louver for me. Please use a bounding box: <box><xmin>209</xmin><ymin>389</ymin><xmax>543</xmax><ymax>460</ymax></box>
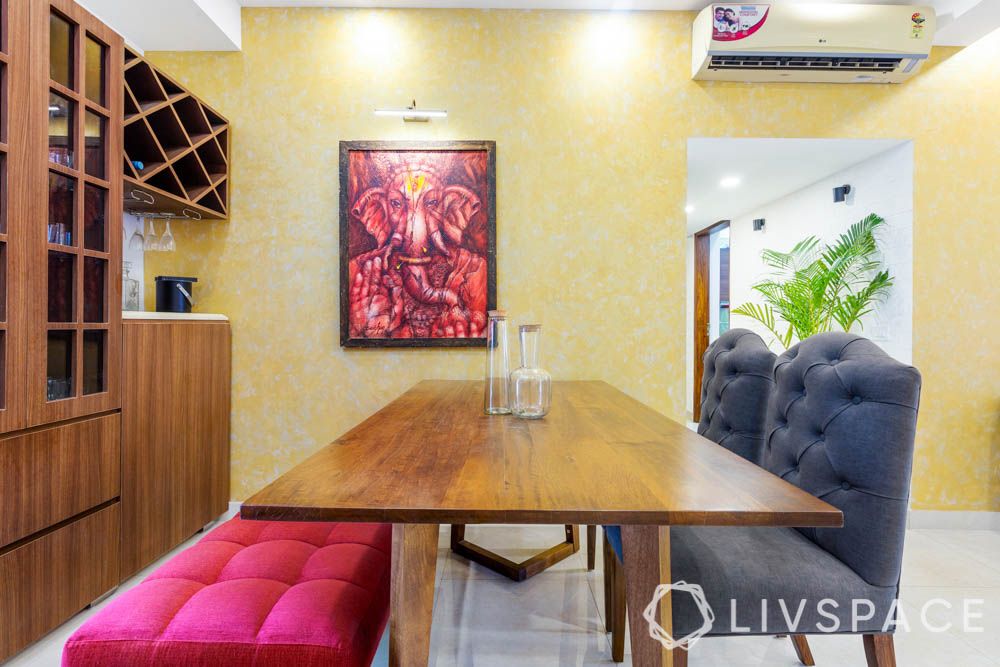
<box><xmin>709</xmin><ymin>55</ymin><xmax>902</xmax><ymax>72</ymax></box>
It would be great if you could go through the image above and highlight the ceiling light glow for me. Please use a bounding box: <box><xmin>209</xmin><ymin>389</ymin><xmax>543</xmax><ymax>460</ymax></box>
<box><xmin>581</xmin><ymin>13</ymin><xmax>635</xmax><ymax>67</ymax></box>
<box><xmin>719</xmin><ymin>176</ymin><xmax>742</xmax><ymax>189</ymax></box>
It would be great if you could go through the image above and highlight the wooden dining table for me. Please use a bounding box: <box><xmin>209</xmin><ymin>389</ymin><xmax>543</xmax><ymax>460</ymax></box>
<box><xmin>242</xmin><ymin>380</ymin><xmax>842</xmax><ymax>667</ymax></box>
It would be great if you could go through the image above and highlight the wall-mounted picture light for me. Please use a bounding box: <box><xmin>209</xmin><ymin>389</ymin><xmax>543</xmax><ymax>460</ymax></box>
<box><xmin>753</xmin><ymin>218</ymin><xmax>766</xmax><ymax>231</ymax></box>
<box><xmin>833</xmin><ymin>184</ymin><xmax>852</xmax><ymax>203</ymax></box>
<box><xmin>374</xmin><ymin>99</ymin><xmax>447</xmax><ymax>122</ymax></box>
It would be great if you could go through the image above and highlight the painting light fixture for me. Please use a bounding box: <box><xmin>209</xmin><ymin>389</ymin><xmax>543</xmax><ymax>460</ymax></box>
<box><xmin>374</xmin><ymin>99</ymin><xmax>447</xmax><ymax>122</ymax></box>
<box><xmin>833</xmin><ymin>184</ymin><xmax>852</xmax><ymax>203</ymax></box>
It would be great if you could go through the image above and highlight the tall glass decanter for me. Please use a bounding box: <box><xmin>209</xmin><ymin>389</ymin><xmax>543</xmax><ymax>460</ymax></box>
<box><xmin>483</xmin><ymin>310</ymin><xmax>511</xmax><ymax>415</ymax></box>
<box><xmin>510</xmin><ymin>324</ymin><xmax>552</xmax><ymax>419</ymax></box>
<box><xmin>122</xmin><ymin>261</ymin><xmax>141</xmax><ymax>311</ymax></box>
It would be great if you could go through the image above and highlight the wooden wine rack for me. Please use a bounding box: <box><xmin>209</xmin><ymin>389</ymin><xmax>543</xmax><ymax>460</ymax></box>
<box><xmin>122</xmin><ymin>47</ymin><xmax>229</xmax><ymax>220</ymax></box>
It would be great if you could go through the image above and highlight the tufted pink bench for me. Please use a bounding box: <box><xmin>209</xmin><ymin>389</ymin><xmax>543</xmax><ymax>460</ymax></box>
<box><xmin>63</xmin><ymin>516</ymin><xmax>391</xmax><ymax>667</ymax></box>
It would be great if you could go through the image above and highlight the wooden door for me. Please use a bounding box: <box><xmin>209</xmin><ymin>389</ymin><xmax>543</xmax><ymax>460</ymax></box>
<box><xmin>26</xmin><ymin>0</ymin><xmax>122</xmax><ymax>426</ymax></box>
<box><xmin>692</xmin><ymin>220</ymin><xmax>729</xmax><ymax>422</ymax></box>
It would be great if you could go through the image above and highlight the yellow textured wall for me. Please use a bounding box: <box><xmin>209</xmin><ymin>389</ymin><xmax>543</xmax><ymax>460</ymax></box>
<box><xmin>146</xmin><ymin>9</ymin><xmax>1000</xmax><ymax>510</ymax></box>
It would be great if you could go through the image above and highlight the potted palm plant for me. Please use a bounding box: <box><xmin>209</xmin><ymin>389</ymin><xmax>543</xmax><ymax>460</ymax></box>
<box><xmin>732</xmin><ymin>213</ymin><xmax>894</xmax><ymax>349</ymax></box>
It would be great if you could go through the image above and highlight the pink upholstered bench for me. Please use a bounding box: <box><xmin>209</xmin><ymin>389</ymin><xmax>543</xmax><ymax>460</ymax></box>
<box><xmin>63</xmin><ymin>517</ymin><xmax>391</xmax><ymax>667</ymax></box>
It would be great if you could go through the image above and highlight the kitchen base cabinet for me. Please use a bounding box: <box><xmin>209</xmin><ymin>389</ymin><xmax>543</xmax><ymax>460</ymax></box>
<box><xmin>121</xmin><ymin>318</ymin><xmax>231</xmax><ymax>578</ymax></box>
<box><xmin>0</xmin><ymin>503</ymin><xmax>120</xmax><ymax>661</ymax></box>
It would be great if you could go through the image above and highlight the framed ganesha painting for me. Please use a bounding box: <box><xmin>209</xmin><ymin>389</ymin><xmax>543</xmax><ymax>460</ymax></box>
<box><xmin>339</xmin><ymin>141</ymin><xmax>497</xmax><ymax>347</ymax></box>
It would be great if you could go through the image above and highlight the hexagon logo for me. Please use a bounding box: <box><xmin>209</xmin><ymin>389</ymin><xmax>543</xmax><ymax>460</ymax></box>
<box><xmin>642</xmin><ymin>581</ymin><xmax>715</xmax><ymax>651</ymax></box>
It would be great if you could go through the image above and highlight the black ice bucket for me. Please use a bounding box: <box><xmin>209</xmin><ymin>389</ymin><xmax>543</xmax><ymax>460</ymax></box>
<box><xmin>155</xmin><ymin>276</ymin><xmax>198</xmax><ymax>313</ymax></box>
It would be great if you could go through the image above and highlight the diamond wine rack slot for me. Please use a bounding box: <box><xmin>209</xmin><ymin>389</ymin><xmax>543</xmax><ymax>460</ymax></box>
<box><xmin>122</xmin><ymin>47</ymin><xmax>229</xmax><ymax>220</ymax></box>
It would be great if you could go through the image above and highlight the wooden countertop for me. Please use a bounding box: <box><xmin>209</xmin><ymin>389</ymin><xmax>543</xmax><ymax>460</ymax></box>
<box><xmin>123</xmin><ymin>312</ymin><xmax>228</xmax><ymax>321</ymax></box>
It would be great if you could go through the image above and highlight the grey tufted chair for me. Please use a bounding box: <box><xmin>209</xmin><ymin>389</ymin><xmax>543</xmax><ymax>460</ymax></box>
<box><xmin>764</xmin><ymin>333</ymin><xmax>921</xmax><ymax>592</ymax></box>
<box><xmin>697</xmin><ymin>328</ymin><xmax>777</xmax><ymax>465</ymax></box>
<box><xmin>603</xmin><ymin>333</ymin><xmax>921</xmax><ymax>667</ymax></box>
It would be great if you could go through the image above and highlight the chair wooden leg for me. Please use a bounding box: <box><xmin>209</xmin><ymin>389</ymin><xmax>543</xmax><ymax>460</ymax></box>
<box><xmin>789</xmin><ymin>635</ymin><xmax>815</xmax><ymax>666</ymax></box>
<box><xmin>610</xmin><ymin>547</ymin><xmax>626</xmax><ymax>663</ymax></box>
<box><xmin>603</xmin><ymin>533</ymin><xmax>613</xmax><ymax>629</ymax></box>
<box><xmin>587</xmin><ymin>525</ymin><xmax>597</xmax><ymax>571</ymax></box>
<box><xmin>674</xmin><ymin>648</ymin><xmax>688</xmax><ymax>667</ymax></box>
<box><xmin>863</xmin><ymin>633</ymin><xmax>896</xmax><ymax>667</ymax></box>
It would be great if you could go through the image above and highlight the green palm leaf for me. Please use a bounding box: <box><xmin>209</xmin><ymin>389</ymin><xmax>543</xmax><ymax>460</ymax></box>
<box><xmin>731</xmin><ymin>213</ymin><xmax>894</xmax><ymax>349</ymax></box>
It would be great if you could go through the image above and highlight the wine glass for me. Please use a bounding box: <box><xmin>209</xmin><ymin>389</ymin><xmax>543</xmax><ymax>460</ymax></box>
<box><xmin>144</xmin><ymin>218</ymin><xmax>159</xmax><ymax>251</ymax></box>
<box><xmin>128</xmin><ymin>216</ymin><xmax>145</xmax><ymax>251</ymax></box>
<box><xmin>161</xmin><ymin>220</ymin><xmax>176</xmax><ymax>252</ymax></box>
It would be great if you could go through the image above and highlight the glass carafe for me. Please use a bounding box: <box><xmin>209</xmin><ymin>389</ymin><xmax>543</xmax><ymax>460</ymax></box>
<box><xmin>483</xmin><ymin>310</ymin><xmax>511</xmax><ymax>415</ymax></box>
<box><xmin>122</xmin><ymin>261</ymin><xmax>140</xmax><ymax>311</ymax></box>
<box><xmin>510</xmin><ymin>324</ymin><xmax>552</xmax><ymax>419</ymax></box>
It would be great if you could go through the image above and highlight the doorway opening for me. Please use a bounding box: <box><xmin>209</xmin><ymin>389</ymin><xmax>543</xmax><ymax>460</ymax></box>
<box><xmin>685</xmin><ymin>138</ymin><xmax>914</xmax><ymax>423</ymax></box>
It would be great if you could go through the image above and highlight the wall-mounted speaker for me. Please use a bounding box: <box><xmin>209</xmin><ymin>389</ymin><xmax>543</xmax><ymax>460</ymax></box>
<box><xmin>833</xmin><ymin>184</ymin><xmax>852</xmax><ymax>203</ymax></box>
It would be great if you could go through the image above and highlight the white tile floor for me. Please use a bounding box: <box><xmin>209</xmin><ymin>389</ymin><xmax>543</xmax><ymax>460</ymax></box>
<box><xmin>7</xmin><ymin>523</ymin><xmax>999</xmax><ymax>666</ymax></box>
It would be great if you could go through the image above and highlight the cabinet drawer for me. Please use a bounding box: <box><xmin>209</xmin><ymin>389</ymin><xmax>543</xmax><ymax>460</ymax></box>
<box><xmin>0</xmin><ymin>503</ymin><xmax>120</xmax><ymax>661</ymax></box>
<box><xmin>0</xmin><ymin>414</ymin><xmax>120</xmax><ymax>547</ymax></box>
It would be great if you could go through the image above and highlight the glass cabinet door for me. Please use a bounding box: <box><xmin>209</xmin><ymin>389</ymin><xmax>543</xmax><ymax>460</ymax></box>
<box><xmin>29</xmin><ymin>0</ymin><xmax>122</xmax><ymax>426</ymax></box>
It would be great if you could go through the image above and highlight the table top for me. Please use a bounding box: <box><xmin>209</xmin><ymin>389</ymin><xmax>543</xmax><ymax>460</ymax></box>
<box><xmin>242</xmin><ymin>380</ymin><xmax>842</xmax><ymax>527</ymax></box>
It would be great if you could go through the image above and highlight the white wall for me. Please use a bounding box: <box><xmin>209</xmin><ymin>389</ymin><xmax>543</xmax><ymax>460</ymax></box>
<box><xmin>684</xmin><ymin>142</ymin><xmax>914</xmax><ymax>418</ymax></box>
<box><xmin>123</xmin><ymin>213</ymin><xmax>145</xmax><ymax>310</ymax></box>
<box><xmin>730</xmin><ymin>143</ymin><xmax>913</xmax><ymax>361</ymax></box>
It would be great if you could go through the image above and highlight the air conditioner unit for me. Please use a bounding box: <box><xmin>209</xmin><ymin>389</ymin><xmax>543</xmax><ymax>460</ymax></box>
<box><xmin>692</xmin><ymin>4</ymin><xmax>936</xmax><ymax>84</ymax></box>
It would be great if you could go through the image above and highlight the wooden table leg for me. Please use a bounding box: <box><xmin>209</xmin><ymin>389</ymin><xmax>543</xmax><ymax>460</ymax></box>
<box><xmin>390</xmin><ymin>523</ymin><xmax>439</xmax><ymax>667</ymax></box>
<box><xmin>621</xmin><ymin>525</ymin><xmax>674</xmax><ymax>667</ymax></box>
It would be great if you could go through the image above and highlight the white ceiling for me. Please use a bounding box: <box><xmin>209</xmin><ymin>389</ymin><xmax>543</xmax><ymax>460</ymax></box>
<box><xmin>242</xmin><ymin>0</ymin><xmax>994</xmax><ymax>45</ymax></box>
<box><xmin>82</xmin><ymin>0</ymin><xmax>997</xmax><ymax>51</ymax></box>
<box><xmin>78</xmin><ymin>0</ymin><xmax>242</xmax><ymax>51</ymax></box>
<box><xmin>685</xmin><ymin>138</ymin><xmax>907</xmax><ymax>235</ymax></box>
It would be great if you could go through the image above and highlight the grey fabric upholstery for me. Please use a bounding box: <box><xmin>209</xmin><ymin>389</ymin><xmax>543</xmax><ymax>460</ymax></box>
<box><xmin>670</xmin><ymin>525</ymin><xmax>897</xmax><ymax>636</ymax></box>
<box><xmin>674</xmin><ymin>333</ymin><xmax>921</xmax><ymax>638</ymax></box>
<box><xmin>697</xmin><ymin>328</ymin><xmax>777</xmax><ymax>465</ymax></box>
<box><xmin>608</xmin><ymin>333</ymin><xmax>921</xmax><ymax>642</ymax></box>
<box><xmin>763</xmin><ymin>333</ymin><xmax>921</xmax><ymax>589</ymax></box>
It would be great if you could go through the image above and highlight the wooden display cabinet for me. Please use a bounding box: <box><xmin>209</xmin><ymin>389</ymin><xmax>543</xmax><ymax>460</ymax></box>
<box><xmin>0</xmin><ymin>0</ymin><xmax>123</xmax><ymax>659</ymax></box>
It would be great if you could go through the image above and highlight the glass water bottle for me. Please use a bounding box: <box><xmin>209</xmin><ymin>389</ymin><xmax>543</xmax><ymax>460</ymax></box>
<box><xmin>484</xmin><ymin>310</ymin><xmax>511</xmax><ymax>415</ymax></box>
<box><xmin>510</xmin><ymin>324</ymin><xmax>552</xmax><ymax>419</ymax></box>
